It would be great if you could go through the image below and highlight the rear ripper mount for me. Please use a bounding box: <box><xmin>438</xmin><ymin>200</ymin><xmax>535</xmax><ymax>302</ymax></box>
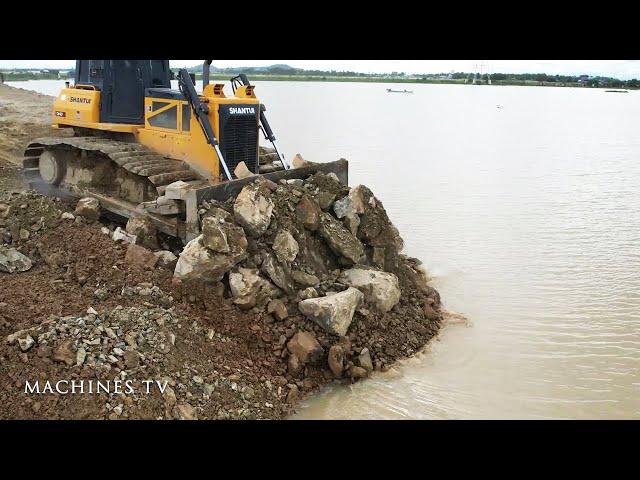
<box><xmin>23</xmin><ymin>136</ymin><xmax>348</xmax><ymax>243</ymax></box>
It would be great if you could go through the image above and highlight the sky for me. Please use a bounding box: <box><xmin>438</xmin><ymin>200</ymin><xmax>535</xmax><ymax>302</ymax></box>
<box><xmin>1</xmin><ymin>60</ymin><xmax>640</xmax><ymax>79</ymax></box>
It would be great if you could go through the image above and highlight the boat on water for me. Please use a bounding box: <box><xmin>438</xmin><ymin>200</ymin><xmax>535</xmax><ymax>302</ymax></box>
<box><xmin>386</xmin><ymin>88</ymin><xmax>413</xmax><ymax>94</ymax></box>
<box><xmin>605</xmin><ymin>89</ymin><xmax>629</xmax><ymax>93</ymax></box>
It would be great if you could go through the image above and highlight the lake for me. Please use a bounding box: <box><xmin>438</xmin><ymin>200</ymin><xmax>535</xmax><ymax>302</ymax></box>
<box><xmin>7</xmin><ymin>79</ymin><xmax>640</xmax><ymax>419</ymax></box>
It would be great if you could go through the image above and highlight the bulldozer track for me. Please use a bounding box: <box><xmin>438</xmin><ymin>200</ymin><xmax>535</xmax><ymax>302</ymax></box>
<box><xmin>22</xmin><ymin>136</ymin><xmax>206</xmax><ymax>198</ymax></box>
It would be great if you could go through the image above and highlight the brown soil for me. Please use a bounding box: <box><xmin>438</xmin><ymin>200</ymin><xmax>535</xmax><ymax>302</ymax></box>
<box><xmin>0</xmin><ymin>84</ymin><xmax>443</xmax><ymax>420</ymax></box>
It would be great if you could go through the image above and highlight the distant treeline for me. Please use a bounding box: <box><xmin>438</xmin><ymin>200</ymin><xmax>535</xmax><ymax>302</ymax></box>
<box><xmin>3</xmin><ymin>64</ymin><xmax>638</xmax><ymax>89</ymax></box>
<box><xmin>449</xmin><ymin>72</ymin><xmax>639</xmax><ymax>88</ymax></box>
<box><xmin>186</xmin><ymin>64</ymin><xmax>639</xmax><ymax>89</ymax></box>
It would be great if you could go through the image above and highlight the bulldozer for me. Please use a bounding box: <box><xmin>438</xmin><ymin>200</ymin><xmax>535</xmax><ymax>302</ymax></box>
<box><xmin>23</xmin><ymin>60</ymin><xmax>347</xmax><ymax>242</ymax></box>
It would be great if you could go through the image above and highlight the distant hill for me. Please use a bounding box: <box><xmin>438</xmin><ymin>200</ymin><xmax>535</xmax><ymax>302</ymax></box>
<box><xmin>185</xmin><ymin>63</ymin><xmax>298</xmax><ymax>75</ymax></box>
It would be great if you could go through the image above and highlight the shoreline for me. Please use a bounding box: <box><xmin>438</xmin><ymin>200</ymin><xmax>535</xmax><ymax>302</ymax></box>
<box><xmin>4</xmin><ymin>76</ymin><xmax>637</xmax><ymax>91</ymax></box>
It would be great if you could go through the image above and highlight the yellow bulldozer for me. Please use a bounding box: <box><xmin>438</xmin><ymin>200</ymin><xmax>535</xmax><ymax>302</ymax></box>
<box><xmin>23</xmin><ymin>60</ymin><xmax>347</xmax><ymax>242</ymax></box>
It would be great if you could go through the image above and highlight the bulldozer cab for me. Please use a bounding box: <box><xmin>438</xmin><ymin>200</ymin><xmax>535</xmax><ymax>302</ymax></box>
<box><xmin>75</xmin><ymin>60</ymin><xmax>171</xmax><ymax>124</ymax></box>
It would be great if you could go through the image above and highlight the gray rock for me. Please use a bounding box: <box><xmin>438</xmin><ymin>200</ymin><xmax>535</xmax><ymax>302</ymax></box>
<box><xmin>6</xmin><ymin>328</ymin><xmax>36</xmax><ymax>346</ymax></box>
<box><xmin>333</xmin><ymin>196</ymin><xmax>354</xmax><ymax>219</ymax></box>
<box><xmin>315</xmin><ymin>191</ymin><xmax>336</xmax><ymax>211</ymax></box>
<box><xmin>267</xmin><ymin>299</ymin><xmax>288</xmax><ymax>321</ymax></box>
<box><xmin>174</xmin><ymin>233</ymin><xmax>247</xmax><ymax>282</ymax></box>
<box><xmin>112</xmin><ymin>227</ymin><xmax>136</xmax><ymax>244</ymax></box>
<box><xmin>75</xmin><ymin>197</ymin><xmax>100</xmax><ymax>221</ymax></box>
<box><xmin>348</xmin><ymin>185</ymin><xmax>367</xmax><ymax>214</ymax></box>
<box><xmin>261</xmin><ymin>252</ymin><xmax>295</xmax><ymax>295</ymax></box>
<box><xmin>317</xmin><ymin>212</ymin><xmax>364</xmax><ymax>264</ymax></box>
<box><xmin>0</xmin><ymin>247</ymin><xmax>33</xmax><ymax>273</ymax></box>
<box><xmin>154</xmin><ymin>250</ymin><xmax>178</xmax><ymax>269</ymax></box>
<box><xmin>126</xmin><ymin>216</ymin><xmax>159</xmax><ymax>249</ymax></box>
<box><xmin>298</xmin><ymin>287</ymin><xmax>318</xmax><ymax>300</ymax></box>
<box><xmin>229</xmin><ymin>268</ymin><xmax>277</xmax><ymax>307</ymax></box>
<box><xmin>18</xmin><ymin>335</ymin><xmax>35</xmax><ymax>352</ymax></box>
<box><xmin>61</xmin><ymin>212</ymin><xmax>75</xmax><ymax>220</ymax></box>
<box><xmin>76</xmin><ymin>347</ymin><xmax>86</xmax><ymax>366</ymax></box>
<box><xmin>291</xmin><ymin>270</ymin><xmax>320</xmax><ymax>287</ymax></box>
<box><xmin>94</xmin><ymin>288</ymin><xmax>110</xmax><ymax>301</ymax></box>
<box><xmin>272</xmin><ymin>230</ymin><xmax>298</xmax><ymax>264</ymax></box>
<box><xmin>344</xmin><ymin>212</ymin><xmax>360</xmax><ymax>236</ymax></box>
<box><xmin>358</xmin><ymin>347</ymin><xmax>374</xmax><ymax>372</ymax></box>
<box><xmin>327</xmin><ymin>172</ymin><xmax>340</xmax><ymax>183</ymax></box>
<box><xmin>201</xmin><ymin>216</ymin><xmax>229</xmax><ymax>253</ymax></box>
<box><xmin>298</xmin><ymin>287</ymin><xmax>364</xmax><ymax>336</ymax></box>
<box><xmin>339</xmin><ymin>268</ymin><xmax>401</xmax><ymax>313</ymax></box>
<box><xmin>233</xmin><ymin>182</ymin><xmax>274</xmax><ymax>237</ymax></box>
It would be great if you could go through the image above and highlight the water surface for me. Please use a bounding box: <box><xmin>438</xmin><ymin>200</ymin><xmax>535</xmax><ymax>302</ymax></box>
<box><xmin>9</xmin><ymin>79</ymin><xmax>640</xmax><ymax>419</ymax></box>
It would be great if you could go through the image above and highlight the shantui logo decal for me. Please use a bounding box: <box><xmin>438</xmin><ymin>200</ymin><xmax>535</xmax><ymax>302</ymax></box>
<box><xmin>70</xmin><ymin>96</ymin><xmax>91</xmax><ymax>104</ymax></box>
<box><xmin>228</xmin><ymin>106</ymin><xmax>255</xmax><ymax>115</ymax></box>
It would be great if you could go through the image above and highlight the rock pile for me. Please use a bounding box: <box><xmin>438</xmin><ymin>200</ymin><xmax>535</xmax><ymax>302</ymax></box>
<box><xmin>170</xmin><ymin>171</ymin><xmax>442</xmax><ymax>380</ymax></box>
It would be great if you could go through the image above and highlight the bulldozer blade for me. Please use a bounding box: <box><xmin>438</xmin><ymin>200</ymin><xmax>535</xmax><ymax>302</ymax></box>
<box><xmin>182</xmin><ymin>159</ymin><xmax>348</xmax><ymax>242</ymax></box>
<box><xmin>201</xmin><ymin>159</ymin><xmax>347</xmax><ymax>203</ymax></box>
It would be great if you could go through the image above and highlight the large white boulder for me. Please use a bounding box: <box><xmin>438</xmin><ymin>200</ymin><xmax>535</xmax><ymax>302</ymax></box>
<box><xmin>339</xmin><ymin>267</ymin><xmax>401</xmax><ymax>313</ymax></box>
<box><xmin>174</xmin><ymin>234</ymin><xmax>246</xmax><ymax>282</ymax></box>
<box><xmin>298</xmin><ymin>287</ymin><xmax>364</xmax><ymax>336</ymax></box>
<box><xmin>233</xmin><ymin>182</ymin><xmax>274</xmax><ymax>237</ymax></box>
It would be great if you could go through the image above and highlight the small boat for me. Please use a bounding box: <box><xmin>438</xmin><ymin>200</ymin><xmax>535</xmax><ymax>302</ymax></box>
<box><xmin>386</xmin><ymin>88</ymin><xmax>413</xmax><ymax>94</ymax></box>
<box><xmin>605</xmin><ymin>89</ymin><xmax>629</xmax><ymax>93</ymax></box>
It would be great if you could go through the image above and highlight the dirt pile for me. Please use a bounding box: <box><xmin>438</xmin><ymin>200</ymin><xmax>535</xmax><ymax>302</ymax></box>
<box><xmin>0</xmin><ymin>84</ymin><xmax>68</xmax><ymax>166</ymax></box>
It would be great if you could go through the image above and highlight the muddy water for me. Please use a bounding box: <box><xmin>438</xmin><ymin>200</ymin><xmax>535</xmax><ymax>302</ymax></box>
<box><xmin>10</xmin><ymin>79</ymin><xmax>640</xmax><ymax>419</ymax></box>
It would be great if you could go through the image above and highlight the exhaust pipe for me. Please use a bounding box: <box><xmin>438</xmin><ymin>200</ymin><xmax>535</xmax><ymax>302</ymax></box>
<box><xmin>202</xmin><ymin>60</ymin><xmax>212</xmax><ymax>89</ymax></box>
